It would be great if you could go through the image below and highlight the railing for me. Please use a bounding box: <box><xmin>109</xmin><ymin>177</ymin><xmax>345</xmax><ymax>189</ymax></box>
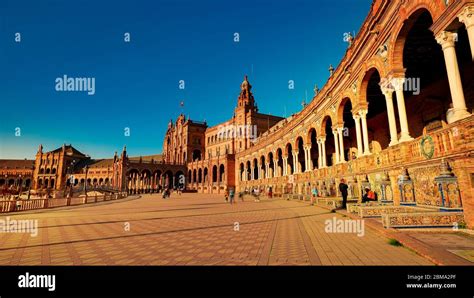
<box><xmin>0</xmin><ymin>192</ymin><xmax>129</xmax><ymax>213</ymax></box>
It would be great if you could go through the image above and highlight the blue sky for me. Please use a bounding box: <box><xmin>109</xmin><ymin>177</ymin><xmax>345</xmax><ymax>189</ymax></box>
<box><xmin>0</xmin><ymin>0</ymin><xmax>372</xmax><ymax>159</ymax></box>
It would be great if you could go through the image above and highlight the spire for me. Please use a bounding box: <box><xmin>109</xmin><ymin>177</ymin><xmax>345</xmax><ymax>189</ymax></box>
<box><xmin>121</xmin><ymin>145</ymin><xmax>127</xmax><ymax>158</ymax></box>
<box><xmin>38</xmin><ymin>144</ymin><xmax>43</xmax><ymax>154</ymax></box>
<box><xmin>237</xmin><ymin>74</ymin><xmax>255</xmax><ymax>110</ymax></box>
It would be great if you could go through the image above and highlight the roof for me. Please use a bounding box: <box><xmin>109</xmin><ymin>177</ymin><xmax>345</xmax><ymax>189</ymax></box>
<box><xmin>0</xmin><ymin>159</ymin><xmax>35</xmax><ymax>169</ymax></box>
<box><xmin>48</xmin><ymin>145</ymin><xmax>86</xmax><ymax>157</ymax></box>
<box><xmin>129</xmin><ymin>154</ymin><xmax>163</xmax><ymax>163</ymax></box>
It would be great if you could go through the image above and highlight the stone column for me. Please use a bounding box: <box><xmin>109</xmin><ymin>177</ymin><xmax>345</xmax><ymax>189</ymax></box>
<box><xmin>265</xmin><ymin>162</ymin><xmax>270</xmax><ymax>178</ymax></box>
<box><xmin>392</xmin><ymin>78</ymin><xmax>413</xmax><ymax>142</ymax></box>
<box><xmin>332</xmin><ymin>129</ymin><xmax>340</xmax><ymax>164</ymax></box>
<box><xmin>282</xmin><ymin>157</ymin><xmax>288</xmax><ymax>176</ymax></box>
<box><xmin>251</xmin><ymin>165</ymin><xmax>255</xmax><ymax>180</ymax></box>
<box><xmin>353</xmin><ymin>114</ymin><xmax>363</xmax><ymax>157</ymax></box>
<box><xmin>337</xmin><ymin>127</ymin><xmax>346</xmax><ymax>163</ymax></box>
<box><xmin>381</xmin><ymin>86</ymin><xmax>399</xmax><ymax>146</ymax></box>
<box><xmin>436</xmin><ymin>31</ymin><xmax>471</xmax><ymax>123</ymax></box>
<box><xmin>305</xmin><ymin>146</ymin><xmax>312</xmax><ymax>171</ymax></box>
<box><xmin>459</xmin><ymin>5</ymin><xmax>474</xmax><ymax>60</ymax></box>
<box><xmin>293</xmin><ymin>151</ymin><xmax>299</xmax><ymax>174</ymax></box>
<box><xmin>319</xmin><ymin>137</ymin><xmax>327</xmax><ymax>168</ymax></box>
<box><xmin>359</xmin><ymin>109</ymin><xmax>371</xmax><ymax>155</ymax></box>
<box><xmin>317</xmin><ymin>140</ymin><xmax>322</xmax><ymax>169</ymax></box>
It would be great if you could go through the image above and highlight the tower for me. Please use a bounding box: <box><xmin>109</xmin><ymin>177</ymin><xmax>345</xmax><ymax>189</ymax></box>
<box><xmin>234</xmin><ymin>75</ymin><xmax>258</xmax><ymax>152</ymax></box>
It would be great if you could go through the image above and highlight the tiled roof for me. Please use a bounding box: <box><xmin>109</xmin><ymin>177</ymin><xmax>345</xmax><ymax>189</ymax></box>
<box><xmin>0</xmin><ymin>159</ymin><xmax>35</xmax><ymax>169</ymax></box>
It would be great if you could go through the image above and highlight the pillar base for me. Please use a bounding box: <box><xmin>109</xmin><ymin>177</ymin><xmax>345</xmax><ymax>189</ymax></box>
<box><xmin>398</xmin><ymin>133</ymin><xmax>414</xmax><ymax>143</ymax></box>
<box><xmin>389</xmin><ymin>140</ymin><xmax>399</xmax><ymax>147</ymax></box>
<box><xmin>447</xmin><ymin>108</ymin><xmax>471</xmax><ymax>124</ymax></box>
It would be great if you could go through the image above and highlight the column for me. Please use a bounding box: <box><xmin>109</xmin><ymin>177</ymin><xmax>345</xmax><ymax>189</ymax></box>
<box><xmin>459</xmin><ymin>5</ymin><xmax>474</xmax><ymax>60</ymax></box>
<box><xmin>282</xmin><ymin>157</ymin><xmax>288</xmax><ymax>176</ymax></box>
<box><xmin>332</xmin><ymin>129</ymin><xmax>340</xmax><ymax>164</ymax></box>
<box><xmin>359</xmin><ymin>110</ymin><xmax>371</xmax><ymax>155</ymax></box>
<box><xmin>305</xmin><ymin>146</ymin><xmax>312</xmax><ymax>171</ymax></box>
<box><xmin>436</xmin><ymin>31</ymin><xmax>471</xmax><ymax>123</ymax></box>
<box><xmin>392</xmin><ymin>78</ymin><xmax>414</xmax><ymax>142</ymax></box>
<box><xmin>353</xmin><ymin>114</ymin><xmax>363</xmax><ymax>156</ymax></box>
<box><xmin>381</xmin><ymin>86</ymin><xmax>399</xmax><ymax>146</ymax></box>
<box><xmin>337</xmin><ymin>127</ymin><xmax>346</xmax><ymax>162</ymax></box>
<box><xmin>251</xmin><ymin>166</ymin><xmax>255</xmax><ymax>180</ymax></box>
<box><xmin>320</xmin><ymin>137</ymin><xmax>327</xmax><ymax>168</ymax></box>
<box><xmin>265</xmin><ymin>162</ymin><xmax>270</xmax><ymax>178</ymax></box>
<box><xmin>293</xmin><ymin>152</ymin><xmax>299</xmax><ymax>174</ymax></box>
<box><xmin>317</xmin><ymin>140</ymin><xmax>322</xmax><ymax>169</ymax></box>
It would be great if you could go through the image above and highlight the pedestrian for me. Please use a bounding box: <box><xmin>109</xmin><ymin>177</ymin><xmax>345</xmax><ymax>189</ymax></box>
<box><xmin>229</xmin><ymin>188</ymin><xmax>235</xmax><ymax>205</ymax></box>
<box><xmin>254</xmin><ymin>187</ymin><xmax>260</xmax><ymax>202</ymax></box>
<box><xmin>339</xmin><ymin>179</ymin><xmax>349</xmax><ymax>209</ymax></box>
<box><xmin>310</xmin><ymin>183</ymin><xmax>318</xmax><ymax>206</ymax></box>
<box><xmin>268</xmin><ymin>186</ymin><xmax>273</xmax><ymax>199</ymax></box>
<box><xmin>224</xmin><ymin>189</ymin><xmax>229</xmax><ymax>202</ymax></box>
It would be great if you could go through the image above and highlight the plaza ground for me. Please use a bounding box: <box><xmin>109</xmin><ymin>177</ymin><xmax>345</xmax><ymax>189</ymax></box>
<box><xmin>0</xmin><ymin>193</ymin><xmax>472</xmax><ymax>265</ymax></box>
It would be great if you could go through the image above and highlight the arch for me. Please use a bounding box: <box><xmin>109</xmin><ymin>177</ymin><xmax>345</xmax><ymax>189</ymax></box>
<box><xmin>268</xmin><ymin>151</ymin><xmax>274</xmax><ymax>178</ymax></box>
<box><xmin>337</xmin><ymin>97</ymin><xmax>354</xmax><ymax>124</ymax></box>
<box><xmin>163</xmin><ymin>170</ymin><xmax>173</xmax><ymax>189</ymax></box>
<box><xmin>198</xmin><ymin>168</ymin><xmax>203</xmax><ymax>183</ymax></box>
<box><xmin>203</xmin><ymin>167</ymin><xmax>208</xmax><ymax>183</ymax></box>
<box><xmin>192</xmin><ymin>149</ymin><xmax>202</xmax><ymax>161</ymax></box>
<box><xmin>390</xmin><ymin>2</ymin><xmax>444</xmax><ymax>70</ymax></box>
<box><xmin>308</xmin><ymin>128</ymin><xmax>318</xmax><ymax>169</ymax></box>
<box><xmin>320</xmin><ymin>114</ymin><xmax>335</xmax><ymax>137</ymax></box>
<box><xmin>285</xmin><ymin>143</ymin><xmax>294</xmax><ymax>174</ymax></box>
<box><xmin>212</xmin><ymin>165</ymin><xmax>218</xmax><ymax>183</ymax></box>
<box><xmin>295</xmin><ymin>136</ymin><xmax>306</xmax><ymax>172</ymax></box>
<box><xmin>276</xmin><ymin>148</ymin><xmax>283</xmax><ymax>176</ymax></box>
<box><xmin>192</xmin><ymin>169</ymin><xmax>197</xmax><ymax>183</ymax></box>
<box><xmin>219</xmin><ymin>164</ymin><xmax>225</xmax><ymax>182</ymax></box>
<box><xmin>359</xmin><ymin>66</ymin><xmax>385</xmax><ymax>105</ymax></box>
<box><xmin>252</xmin><ymin>158</ymin><xmax>259</xmax><ymax>180</ymax></box>
<box><xmin>246</xmin><ymin>160</ymin><xmax>252</xmax><ymax>180</ymax></box>
<box><xmin>239</xmin><ymin>163</ymin><xmax>245</xmax><ymax>181</ymax></box>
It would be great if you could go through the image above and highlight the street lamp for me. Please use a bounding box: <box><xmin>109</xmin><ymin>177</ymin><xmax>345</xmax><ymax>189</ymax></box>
<box><xmin>83</xmin><ymin>164</ymin><xmax>89</xmax><ymax>198</ymax></box>
<box><xmin>18</xmin><ymin>174</ymin><xmax>22</xmax><ymax>199</ymax></box>
<box><xmin>28</xmin><ymin>165</ymin><xmax>34</xmax><ymax>200</ymax></box>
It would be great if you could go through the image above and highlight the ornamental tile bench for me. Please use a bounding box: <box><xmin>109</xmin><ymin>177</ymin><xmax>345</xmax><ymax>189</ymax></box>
<box><xmin>382</xmin><ymin>211</ymin><xmax>465</xmax><ymax>228</ymax></box>
<box><xmin>357</xmin><ymin>205</ymin><xmax>435</xmax><ymax>218</ymax></box>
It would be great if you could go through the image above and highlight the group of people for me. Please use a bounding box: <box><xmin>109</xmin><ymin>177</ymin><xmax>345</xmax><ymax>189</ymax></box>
<box><xmin>161</xmin><ymin>185</ymin><xmax>184</xmax><ymax>199</ymax></box>
<box><xmin>310</xmin><ymin>179</ymin><xmax>378</xmax><ymax>209</ymax></box>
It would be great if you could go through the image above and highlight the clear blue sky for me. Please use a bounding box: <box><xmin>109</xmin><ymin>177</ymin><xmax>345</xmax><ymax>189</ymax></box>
<box><xmin>0</xmin><ymin>0</ymin><xmax>372</xmax><ymax>159</ymax></box>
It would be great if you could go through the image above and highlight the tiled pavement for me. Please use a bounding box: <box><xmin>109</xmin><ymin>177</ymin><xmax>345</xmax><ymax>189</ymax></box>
<box><xmin>0</xmin><ymin>193</ymin><xmax>432</xmax><ymax>265</ymax></box>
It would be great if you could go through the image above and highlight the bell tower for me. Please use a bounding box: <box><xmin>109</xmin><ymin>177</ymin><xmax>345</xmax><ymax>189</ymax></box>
<box><xmin>234</xmin><ymin>75</ymin><xmax>258</xmax><ymax>152</ymax></box>
<box><xmin>236</xmin><ymin>75</ymin><xmax>257</xmax><ymax>112</ymax></box>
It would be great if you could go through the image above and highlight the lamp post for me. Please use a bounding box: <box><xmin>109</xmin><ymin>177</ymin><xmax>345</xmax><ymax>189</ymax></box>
<box><xmin>28</xmin><ymin>165</ymin><xmax>33</xmax><ymax>200</ymax></box>
<box><xmin>18</xmin><ymin>174</ymin><xmax>22</xmax><ymax>200</ymax></box>
<box><xmin>84</xmin><ymin>164</ymin><xmax>89</xmax><ymax>199</ymax></box>
<box><xmin>68</xmin><ymin>160</ymin><xmax>76</xmax><ymax>198</ymax></box>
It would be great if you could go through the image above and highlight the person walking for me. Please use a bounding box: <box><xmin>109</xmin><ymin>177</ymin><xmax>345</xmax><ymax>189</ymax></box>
<box><xmin>310</xmin><ymin>183</ymin><xmax>318</xmax><ymax>206</ymax></box>
<box><xmin>254</xmin><ymin>187</ymin><xmax>260</xmax><ymax>202</ymax></box>
<box><xmin>339</xmin><ymin>179</ymin><xmax>349</xmax><ymax>209</ymax></box>
<box><xmin>229</xmin><ymin>188</ymin><xmax>235</xmax><ymax>205</ymax></box>
<box><xmin>224</xmin><ymin>189</ymin><xmax>229</xmax><ymax>202</ymax></box>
